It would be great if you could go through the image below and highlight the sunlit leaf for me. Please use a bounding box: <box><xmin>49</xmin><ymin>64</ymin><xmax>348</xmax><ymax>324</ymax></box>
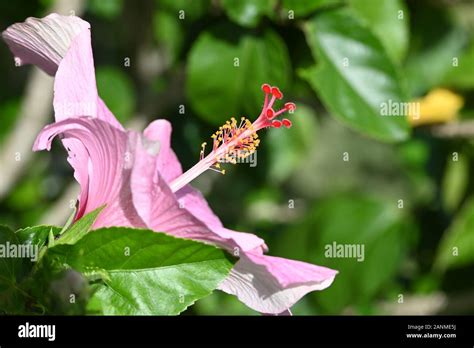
<box><xmin>46</xmin><ymin>227</ymin><xmax>234</xmax><ymax>315</ymax></box>
<box><xmin>302</xmin><ymin>9</ymin><xmax>410</xmax><ymax>142</ymax></box>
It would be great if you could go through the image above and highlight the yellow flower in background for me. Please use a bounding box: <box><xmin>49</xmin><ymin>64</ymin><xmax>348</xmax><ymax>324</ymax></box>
<box><xmin>408</xmin><ymin>88</ymin><xmax>464</xmax><ymax>127</ymax></box>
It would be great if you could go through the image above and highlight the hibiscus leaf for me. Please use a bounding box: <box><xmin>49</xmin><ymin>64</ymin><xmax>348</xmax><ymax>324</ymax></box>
<box><xmin>45</xmin><ymin>227</ymin><xmax>235</xmax><ymax>315</ymax></box>
<box><xmin>301</xmin><ymin>9</ymin><xmax>410</xmax><ymax>142</ymax></box>
<box><xmin>56</xmin><ymin>206</ymin><xmax>105</xmax><ymax>246</ymax></box>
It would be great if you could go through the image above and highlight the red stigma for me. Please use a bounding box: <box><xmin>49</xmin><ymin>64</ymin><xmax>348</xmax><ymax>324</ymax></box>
<box><xmin>272</xmin><ymin>120</ymin><xmax>282</xmax><ymax>128</ymax></box>
<box><xmin>258</xmin><ymin>83</ymin><xmax>295</xmax><ymax>129</ymax></box>
<box><xmin>285</xmin><ymin>102</ymin><xmax>296</xmax><ymax>112</ymax></box>
<box><xmin>266</xmin><ymin>108</ymin><xmax>275</xmax><ymax>119</ymax></box>
<box><xmin>271</xmin><ymin>87</ymin><xmax>283</xmax><ymax>99</ymax></box>
<box><xmin>282</xmin><ymin>119</ymin><xmax>292</xmax><ymax>128</ymax></box>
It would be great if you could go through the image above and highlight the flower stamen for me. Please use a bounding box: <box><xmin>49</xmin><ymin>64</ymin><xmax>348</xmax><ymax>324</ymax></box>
<box><xmin>170</xmin><ymin>83</ymin><xmax>296</xmax><ymax>193</ymax></box>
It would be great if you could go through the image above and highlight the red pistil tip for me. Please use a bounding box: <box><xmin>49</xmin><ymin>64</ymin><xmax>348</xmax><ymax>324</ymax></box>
<box><xmin>258</xmin><ymin>83</ymin><xmax>295</xmax><ymax>129</ymax></box>
<box><xmin>282</xmin><ymin>119</ymin><xmax>292</xmax><ymax>128</ymax></box>
<box><xmin>285</xmin><ymin>102</ymin><xmax>296</xmax><ymax>112</ymax></box>
<box><xmin>271</xmin><ymin>87</ymin><xmax>283</xmax><ymax>99</ymax></box>
<box><xmin>272</xmin><ymin>120</ymin><xmax>282</xmax><ymax>128</ymax></box>
<box><xmin>266</xmin><ymin>108</ymin><xmax>275</xmax><ymax>119</ymax></box>
<box><xmin>262</xmin><ymin>83</ymin><xmax>272</xmax><ymax>94</ymax></box>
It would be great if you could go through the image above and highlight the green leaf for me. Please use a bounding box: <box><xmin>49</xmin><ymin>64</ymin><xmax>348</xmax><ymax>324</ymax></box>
<box><xmin>96</xmin><ymin>67</ymin><xmax>135</xmax><ymax>124</ymax></box>
<box><xmin>56</xmin><ymin>206</ymin><xmax>105</xmax><ymax>246</ymax></box>
<box><xmin>187</xmin><ymin>27</ymin><xmax>290</xmax><ymax>125</ymax></box>
<box><xmin>46</xmin><ymin>227</ymin><xmax>234</xmax><ymax>315</ymax></box>
<box><xmin>267</xmin><ymin>104</ymin><xmax>318</xmax><ymax>182</ymax></box>
<box><xmin>0</xmin><ymin>225</ymin><xmax>33</xmax><ymax>313</ymax></box>
<box><xmin>349</xmin><ymin>0</ymin><xmax>409</xmax><ymax>62</ymax></box>
<box><xmin>281</xmin><ymin>0</ymin><xmax>341</xmax><ymax>17</ymax></box>
<box><xmin>302</xmin><ymin>9</ymin><xmax>410</xmax><ymax>142</ymax></box>
<box><xmin>221</xmin><ymin>0</ymin><xmax>276</xmax><ymax>27</ymax></box>
<box><xmin>275</xmin><ymin>194</ymin><xmax>416</xmax><ymax>313</ymax></box>
<box><xmin>435</xmin><ymin>198</ymin><xmax>474</xmax><ymax>270</ymax></box>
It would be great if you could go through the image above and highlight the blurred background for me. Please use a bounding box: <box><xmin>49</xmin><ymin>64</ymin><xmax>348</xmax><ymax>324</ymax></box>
<box><xmin>1</xmin><ymin>0</ymin><xmax>474</xmax><ymax>315</ymax></box>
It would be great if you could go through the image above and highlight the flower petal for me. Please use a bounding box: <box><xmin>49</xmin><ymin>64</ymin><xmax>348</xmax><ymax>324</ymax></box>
<box><xmin>218</xmin><ymin>252</ymin><xmax>337</xmax><ymax>314</ymax></box>
<box><xmin>52</xmin><ymin>22</ymin><xmax>123</xmax><ymax>129</ymax></box>
<box><xmin>2</xmin><ymin>13</ymin><xmax>123</xmax><ymax>130</ymax></box>
<box><xmin>2</xmin><ymin>13</ymin><xmax>89</xmax><ymax>76</ymax></box>
<box><xmin>143</xmin><ymin>120</ymin><xmax>182</xmax><ymax>182</ymax></box>
<box><xmin>33</xmin><ymin>117</ymin><xmax>145</xmax><ymax>227</ymax></box>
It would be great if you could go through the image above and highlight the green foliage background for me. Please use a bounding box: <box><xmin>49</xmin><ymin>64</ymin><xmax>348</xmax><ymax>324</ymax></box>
<box><xmin>1</xmin><ymin>0</ymin><xmax>474</xmax><ymax>315</ymax></box>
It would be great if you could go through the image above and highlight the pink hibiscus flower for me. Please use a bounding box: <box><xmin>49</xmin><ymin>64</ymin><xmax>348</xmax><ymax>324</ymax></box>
<box><xmin>2</xmin><ymin>13</ymin><xmax>337</xmax><ymax>314</ymax></box>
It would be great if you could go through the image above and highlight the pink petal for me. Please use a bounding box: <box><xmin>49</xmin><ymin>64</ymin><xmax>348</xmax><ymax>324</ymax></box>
<box><xmin>33</xmin><ymin>117</ymin><xmax>145</xmax><ymax>228</ymax></box>
<box><xmin>2</xmin><ymin>13</ymin><xmax>89</xmax><ymax>76</ymax></box>
<box><xmin>52</xmin><ymin>21</ymin><xmax>123</xmax><ymax>129</ymax></box>
<box><xmin>2</xmin><ymin>13</ymin><xmax>123</xmax><ymax>130</ymax></box>
<box><xmin>143</xmin><ymin>120</ymin><xmax>182</xmax><ymax>182</ymax></box>
<box><xmin>218</xmin><ymin>252</ymin><xmax>338</xmax><ymax>314</ymax></box>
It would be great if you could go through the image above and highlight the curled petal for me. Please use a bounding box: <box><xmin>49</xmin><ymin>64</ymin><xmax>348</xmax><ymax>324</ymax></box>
<box><xmin>2</xmin><ymin>13</ymin><xmax>89</xmax><ymax>76</ymax></box>
<box><xmin>2</xmin><ymin>13</ymin><xmax>123</xmax><ymax>129</ymax></box>
<box><xmin>33</xmin><ymin>117</ymin><xmax>144</xmax><ymax>227</ymax></box>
